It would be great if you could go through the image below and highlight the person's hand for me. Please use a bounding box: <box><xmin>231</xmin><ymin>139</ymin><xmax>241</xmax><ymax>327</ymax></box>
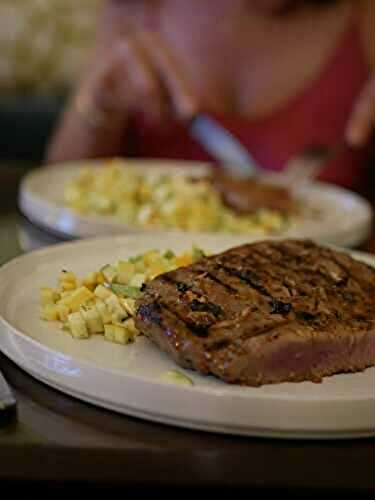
<box><xmin>73</xmin><ymin>32</ymin><xmax>199</xmax><ymax>132</ymax></box>
<box><xmin>346</xmin><ymin>71</ymin><xmax>375</xmax><ymax>147</ymax></box>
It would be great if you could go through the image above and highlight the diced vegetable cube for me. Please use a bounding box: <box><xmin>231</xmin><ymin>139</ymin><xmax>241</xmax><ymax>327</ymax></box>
<box><xmin>96</xmin><ymin>272</ymin><xmax>105</xmax><ymax>285</ymax></box>
<box><xmin>40</xmin><ymin>304</ymin><xmax>59</xmax><ymax>321</ymax></box>
<box><xmin>101</xmin><ymin>264</ymin><xmax>117</xmax><ymax>283</ymax></box>
<box><xmin>81</xmin><ymin>307</ymin><xmax>104</xmax><ymax>334</ymax></box>
<box><xmin>148</xmin><ymin>265</ymin><xmax>166</xmax><ymax>280</ymax></box>
<box><xmin>56</xmin><ymin>304</ymin><xmax>70</xmax><ymax>322</ymax></box>
<box><xmin>116</xmin><ymin>261</ymin><xmax>135</xmax><ymax>285</ymax></box>
<box><xmin>83</xmin><ymin>272</ymin><xmax>99</xmax><ymax>289</ymax></box>
<box><xmin>59</xmin><ymin>271</ymin><xmax>77</xmax><ymax>285</ymax></box>
<box><xmin>95</xmin><ymin>300</ymin><xmax>112</xmax><ymax>324</ymax></box>
<box><xmin>120</xmin><ymin>298</ymin><xmax>136</xmax><ymax>316</ymax></box>
<box><xmin>94</xmin><ymin>284</ymin><xmax>112</xmax><ymax>300</ymax></box>
<box><xmin>192</xmin><ymin>246</ymin><xmax>205</xmax><ymax>261</ymax></box>
<box><xmin>161</xmin><ymin>370</ymin><xmax>194</xmax><ymax>386</ymax></box>
<box><xmin>40</xmin><ymin>287</ymin><xmax>59</xmax><ymax>306</ymax></box>
<box><xmin>104</xmin><ymin>325</ymin><xmax>132</xmax><ymax>345</ymax></box>
<box><xmin>123</xmin><ymin>317</ymin><xmax>137</xmax><ymax>335</ymax></box>
<box><xmin>163</xmin><ymin>249</ymin><xmax>175</xmax><ymax>260</ymax></box>
<box><xmin>60</xmin><ymin>281</ymin><xmax>76</xmax><ymax>291</ymax></box>
<box><xmin>68</xmin><ymin>312</ymin><xmax>89</xmax><ymax>339</ymax></box>
<box><xmin>105</xmin><ymin>295</ymin><xmax>128</xmax><ymax>323</ymax></box>
<box><xmin>60</xmin><ymin>286</ymin><xmax>94</xmax><ymax>311</ymax></box>
<box><xmin>110</xmin><ymin>283</ymin><xmax>142</xmax><ymax>299</ymax></box>
<box><xmin>129</xmin><ymin>273</ymin><xmax>145</xmax><ymax>288</ymax></box>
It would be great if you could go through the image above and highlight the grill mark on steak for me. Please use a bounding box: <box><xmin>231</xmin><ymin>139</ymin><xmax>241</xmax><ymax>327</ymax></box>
<box><xmin>137</xmin><ymin>301</ymin><xmax>163</xmax><ymax>327</ymax></box>
<box><xmin>158</xmin><ymin>301</ymin><xmax>210</xmax><ymax>338</ymax></box>
<box><xmin>190</xmin><ymin>268</ymin><xmax>238</xmax><ymax>293</ymax></box>
<box><xmin>218</xmin><ymin>264</ymin><xmax>292</xmax><ymax>316</ymax></box>
<box><xmin>158</xmin><ymin>274</ymin><xmax>223</xmax><ymax>319</ymax></box>
<box><xmin>219</xmin><ymin>265</ymin><xmax>270</xmax><ymax>297</ymax></box>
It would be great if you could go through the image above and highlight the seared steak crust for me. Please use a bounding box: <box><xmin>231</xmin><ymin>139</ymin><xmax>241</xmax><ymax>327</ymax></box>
<box><xmin>135</xmin><ymin>240</ymin><xmax>375</xmax><ymax>386</ymax></box>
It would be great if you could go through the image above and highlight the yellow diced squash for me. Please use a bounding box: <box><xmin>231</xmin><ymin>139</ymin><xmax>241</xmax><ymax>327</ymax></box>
<box><xmin>120</xmin><ymin>298</ymin><xmax>136</xmax><ymax>316</ymax></box>
<box><xmin>123</xmin><ymin>317</ymin><xmax>138</xmax><ymax>335</ymax></box>
<box><xmin>104</xmin><ymin>324</ymin><xmax>132</xmax><ymax>345</ymax></box>
<box><xmin>68</xmin><ymin>311</ymin><xmax>89</xmax><ymax>339</ymax></box>
<box><xmin>60</xmin><ymin>281</ymin><xmax>76</xmax><ymax>292</ymax></box>
<box><xmin>59</xmin><ymin>271</ymin><xmax>77</xmax><ymax>285</ymax></box>
<box><xmin>81</xmin><ymin>306</ymin><xmax>104</xmax><ymax>334</ymax></box>
<box><xmin>56</xmin><ymin>304</ymin><xmax>70</xmax><ymax>322</ymax></box>
<box><xmin>95</xmin><ymin>300</ymin><xmax>112</xmax><ymax>325</ymax></box>
<box><xmin>40</xmin><ymin>304</ymin><xmax>59</xmax><ymax>321</ymax></box>
<box><xmin>94</xmin><ymin>284</ymin><xmax>112</xmax><ymax>300</ymax></box>
<box><xmin>60</xmin><ymin>286</ymin><xmax>94</xmax><ymax>312</ymax></box>
<box><xmin>40</xmin><ymin>287</ymin><xmax>59</xmax><ymax>306</ymax></box>
<box><xmin>116</xmin><ymin>261</ymin><xmax>135</xmax><ymax>285</ymax></box>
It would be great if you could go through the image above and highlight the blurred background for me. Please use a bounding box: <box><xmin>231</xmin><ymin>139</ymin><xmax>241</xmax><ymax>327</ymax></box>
<box><xmin>0</xmin><ymin>0</ymin><xmax>101</xmax><ymax>164</ymax></box>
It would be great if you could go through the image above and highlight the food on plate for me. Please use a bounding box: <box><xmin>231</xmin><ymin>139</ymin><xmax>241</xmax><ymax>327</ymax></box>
<box><xmin>161</xmin><ymin>370</ymin><xmax>194</xmax><ymax>386</ymax></box>
<box><xmin>63</xmin><ymin>161</ymin><xmax>291</xmax><ymax>234</ymax></box>
<box><xmin>212</xmin><ymin>173</ymin><xmax>296</xmax><ymax>214</ymax></box>
<box><xmin>136</xmin><ymin>239</ymin><xmax>375</xmax><ymax>386</ymax></box>
<box><xmin>40</xmin><ymin>246</ymin><xmax>206</xmax><ymax>344</ymax></box>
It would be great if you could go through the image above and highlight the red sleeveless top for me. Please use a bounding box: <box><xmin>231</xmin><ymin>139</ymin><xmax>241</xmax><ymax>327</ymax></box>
<box><xmin>132</xmin><ymin>6</ymin><xmax>370</xmax><ymax>191</ymax></box>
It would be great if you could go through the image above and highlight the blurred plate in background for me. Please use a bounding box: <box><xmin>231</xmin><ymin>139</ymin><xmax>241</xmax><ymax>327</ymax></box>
<box><xmin>18</xmin><ymin>159</ymin><xmax>373</xmax><ymax>247</ymax></box>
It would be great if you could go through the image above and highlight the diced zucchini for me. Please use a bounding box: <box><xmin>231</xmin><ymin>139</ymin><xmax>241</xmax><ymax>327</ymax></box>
<box><xmin>129</xmin><ymin>273</ymin><xmax>145</xmax><ymax>288</ymax></box>
<box><xmin>163</xmin><ymin>249</ymin><xmax>175</xmax><ymax>260</ymax></box>
<box><xmin>40</xmin><ymin>287</ymin><xmax>59</xmax><ymax>306</ymax></box>
<box><xmin>83</xmin><ymin>271</ymin><xmax>99</xmax><ymax>289</ymax></box>
<box><xmin>59</xmin><ymin>271</ymin><xmax>77</xmax><ymax>285</ymax></box>
<box><xmin>192</xmin><ymin>246</ymin><xmax>205</xmax><ymax>261</ymax></box>
<box><xmin>104</xmin><ymin>324</ymin><xmax>132</xmax><ymax>345</ymax></box>
<box><xmin>56</xmin><ymin>304</ymin><xmax>70</xmax><ymax>322</ymax></box>
<box><xmin>105</xmin><ymin>294</ymin><xmax>128</xmax><ymax>323</ymax></box>
<box><xmin>94</xmin><ymin>284</ymin><xmax>112</xmax><ymax>300</ymax></box>
<box><xmin>148</xmin><ymin>265</ymin><xmax>167</xmax><ymax>280</ymax></box>
<box><xmin>123</xmin><ymin>317</ymin><xmax>138</xmax><ymax>335</ymax></box>
<box><xmin>116</xmin><ymin>260</ymin><xmax>135</xmax><ymax>285</ymax></box>
<box><xmin>81</xmin><ymin>306</ymin><xmax>104</xmax><ymax>334</ymax></box>
<box><xmin>101</xmin><ymin>264</ymin><xmax>117</xmax><ymax>283</ymax></box>
<box><xmin>68</xmin><ymin>311</ymin><xmax>89</xmax><ymax>339</ymax></box>
<box><xmin>95</xmin><ymin>300</ymin><xmax>112</xmax><ymax>324</ymax></box>
<box><xmin>143</xmin><ymin>250</ymin><xmax>160</xmax><ymax>265</ymax></box>
<box><xmin>60</xmin><ymin>281</ymin><xmax>76</xmax><ymax>291</ymax></box>
<box><xmin>161</xmin><ymin>370</ymin><xmax>194</xmax><ymax>386</ymax></box>
<box><xmin>96</xmin><ymin>272</ymin><xmax>105</xmax><ymax>285</ymax></box>
<box><xmin>60</xmin><ymin>286</ymin><xmax>94</xmax><ymax>312</ymax></box>
<box><xmin>40</xmin><ymin>304</ymin><xmax>59</xmax><ymax>321</ymax></box>
<box><xmin>110</xmin><ymin>283</ymin><xmax>142</xmax><ymax>299</ymax></box>
<box><xmin>120</xmin><ymin>297</ymin><xmax>136</xmax><ymax>316</ymax></box>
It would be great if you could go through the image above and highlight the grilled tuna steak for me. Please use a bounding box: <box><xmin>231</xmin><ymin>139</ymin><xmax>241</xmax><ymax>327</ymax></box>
<box><xmin>135</xmin><ymin>240</ymin><xmax>375</xmax><ymax>386</ymax></box>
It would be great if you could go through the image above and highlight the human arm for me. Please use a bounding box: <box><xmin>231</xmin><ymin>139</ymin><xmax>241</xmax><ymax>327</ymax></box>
<box><xmin>46</xmin><ymin>3</ymin><xmax>199</xmax><ymax>164</ymax></box>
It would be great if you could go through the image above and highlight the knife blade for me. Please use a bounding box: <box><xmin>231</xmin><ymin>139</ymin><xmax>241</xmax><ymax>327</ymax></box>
<box><xmin>0</xmin><ymin>369</ymin><xmax>16</xmax><ymax>415</ymax></box>
<box><xmin>190</xmin><ymin>114</ymin><xmax>261</xmax><ymax>179</ymax></box>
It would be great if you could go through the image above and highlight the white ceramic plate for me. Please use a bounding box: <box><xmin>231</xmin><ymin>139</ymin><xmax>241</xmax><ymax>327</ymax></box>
<box><xmin>2</xmin><ymin>233</ymin><xmax>375</xmax><ymax>439</ymax></box>
<box><xmin>18</xmin><ymin>159</ymin><xmax>373</xmax><ymax>247</ymax></box>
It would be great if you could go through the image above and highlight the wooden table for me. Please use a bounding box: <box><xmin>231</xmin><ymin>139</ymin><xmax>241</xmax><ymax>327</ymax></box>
<box><xmin>1</xmin><ymin>165</ymin><xmax>375</xmax><ymax>498</ymax></box>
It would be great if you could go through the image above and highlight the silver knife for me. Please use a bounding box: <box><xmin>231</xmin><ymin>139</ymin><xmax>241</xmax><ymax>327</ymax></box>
<box><xmin>0</xmin><ymin>369</ymin><xmax>16</xmax><ymax>414</ymax></box>
<box><xmin>190</xmin><ymin>114</ymin><xmax>261</xmax><ymax>178</ymax></box>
